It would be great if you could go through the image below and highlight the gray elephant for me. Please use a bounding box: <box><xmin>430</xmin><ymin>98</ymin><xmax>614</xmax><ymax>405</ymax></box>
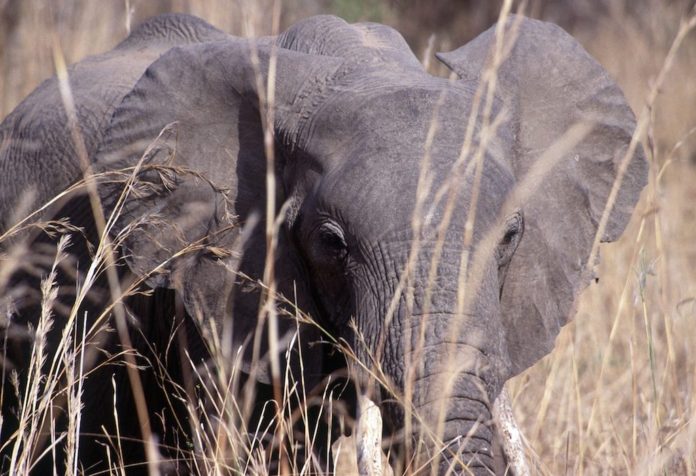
<box><xmin>0</xmin><ymin>12</ymin><xmax>646</xmax><ymax>475</ymax></box>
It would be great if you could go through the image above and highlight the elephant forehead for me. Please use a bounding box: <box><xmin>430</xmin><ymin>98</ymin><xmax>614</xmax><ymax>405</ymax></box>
<box><xmin>306</xmin><ymin>78</ymin><xmax>515</xmax><ymax>180</ymax></box>
<box><xmin>303</xmin><ymin>76</ymin><xmax>517</xmax><ymax>241</ymax></box>
<box><xmin>316</xmin><ymin>79</ymin><xmax>473</xmax><ymax>135</ymax></box>
<box><xmin>317</xmin><ymin>141</ymin><xmax>514</xmax><ymax>244</ymax></box>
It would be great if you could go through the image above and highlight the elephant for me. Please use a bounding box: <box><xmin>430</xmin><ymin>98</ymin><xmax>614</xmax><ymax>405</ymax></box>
<box><xmin>0</xmin><ymin>12</ymin><xmax>647</xmax><ymax>475</ymax></box>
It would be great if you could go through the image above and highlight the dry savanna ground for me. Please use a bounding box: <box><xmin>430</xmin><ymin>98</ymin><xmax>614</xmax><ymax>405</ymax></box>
<box><xmin>1</xmin><ymin>0</ymin><xmax>696</xmax><ymax>474</ymax></box>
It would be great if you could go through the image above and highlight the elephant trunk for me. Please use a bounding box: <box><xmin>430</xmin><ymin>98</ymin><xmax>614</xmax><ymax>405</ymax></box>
<box><xmin>376</xmin><ymin>307</ymin><xmax>500</xmax><ymax>475</ymax></box>
<box><xmin>411</xmin><ymin>369</ymin><xmax>496</xmax><ymax>475</ymax></box>
<box><xmin>359</xmin><ymin>245</ymin><xmax>505</xmax><ymax>474</ymax></box>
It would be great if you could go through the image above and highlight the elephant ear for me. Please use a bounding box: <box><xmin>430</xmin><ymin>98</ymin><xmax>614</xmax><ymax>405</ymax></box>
<box><xmin>277</xmin><ymin>14</ymin><xmax>422</xmax><ymax>69</ymax></box>
<box><xmin>96</xmin><ymin>39</ymin><xmax>342</xmax><ymax>382</ymax></box>
<box><xmin>437</xmin><ymin>16</ymin><xmax>648</xmax><ymax>375</ymax></box>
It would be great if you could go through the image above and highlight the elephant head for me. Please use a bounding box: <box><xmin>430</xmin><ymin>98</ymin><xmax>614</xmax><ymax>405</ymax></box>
<box><xmin>0</xmin><ymin>13</ymin><xmax>647</xmax><ymax>475</ymax></box>
<box><xmin>94</xmin><ymin>14</ymin><xmax>647</xmax><ymax>472</ymax></box>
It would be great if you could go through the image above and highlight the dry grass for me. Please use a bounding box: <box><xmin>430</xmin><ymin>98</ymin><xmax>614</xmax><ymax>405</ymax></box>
<box><xmin>1</xmin><ymin>0</ymin><xmax>696</xmax><ymax>475</ymax></box>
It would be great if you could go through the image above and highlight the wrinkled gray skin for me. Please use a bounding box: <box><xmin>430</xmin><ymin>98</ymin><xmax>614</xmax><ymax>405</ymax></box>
<box><xmin>0</xmin><ymin>13</ymin><xmax>647</xmax><ymax>475</ymax></box>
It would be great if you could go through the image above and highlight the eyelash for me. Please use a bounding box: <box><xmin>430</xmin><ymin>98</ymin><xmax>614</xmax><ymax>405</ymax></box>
<box><xmin>320</xmin><ymin>226</ymin><xmax>347</xmax><ymax>255</ymax></box>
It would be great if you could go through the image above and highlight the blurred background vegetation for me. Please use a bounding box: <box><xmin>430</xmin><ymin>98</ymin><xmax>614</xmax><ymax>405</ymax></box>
<box><xmin>1</xmin><ymin>0</ymin><xmax>696</xmax><ymax>473</ymax></box>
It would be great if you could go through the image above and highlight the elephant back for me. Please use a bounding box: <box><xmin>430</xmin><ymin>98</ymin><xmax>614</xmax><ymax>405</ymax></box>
<box><xmin>0</xmin><ymin>13</ymin><xmax>227</xmax><ymax>236</ymax></box>
<box><xmin>277</xmin><ymin>14</ymin><xmax>422</xmax><ymax>70</ymax></box>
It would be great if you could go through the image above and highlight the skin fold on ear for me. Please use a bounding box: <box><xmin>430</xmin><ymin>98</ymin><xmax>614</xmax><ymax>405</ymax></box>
<box><xmin>95</xmin><ymin>39</ymin><xmax>343</xmax><ymax>383</ymax></box>
<box><xmin>437</xmin><ymin>15</ymin><xmax>648</xmax><ymax>376</ymax></box>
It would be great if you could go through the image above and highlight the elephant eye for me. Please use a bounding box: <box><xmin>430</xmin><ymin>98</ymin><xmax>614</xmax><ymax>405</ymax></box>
<box><xmin>314</xmin><ymin>221</ymin><xmax>348</xmax><ymax>263</ymax></box>
<box><xmin>497</xmin><ymin>212</ymin><xmax>523</xmax><ymax>259</ymax></box>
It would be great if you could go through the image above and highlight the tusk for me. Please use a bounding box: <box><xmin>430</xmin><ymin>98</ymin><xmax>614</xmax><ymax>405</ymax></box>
<box><xmin>492</xmin><ymin>388</ymin><xmax>530</xmax><ymax>476</ymax></box>
<box><xmin>332</xmin><ymin>395</ymin><xmax>393</xmax><ymax>476</ymax></box>
<box><xmin>356</xmin><ymin>395</ymin><xmax>391</xmax><ymax>476</ymax></box>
